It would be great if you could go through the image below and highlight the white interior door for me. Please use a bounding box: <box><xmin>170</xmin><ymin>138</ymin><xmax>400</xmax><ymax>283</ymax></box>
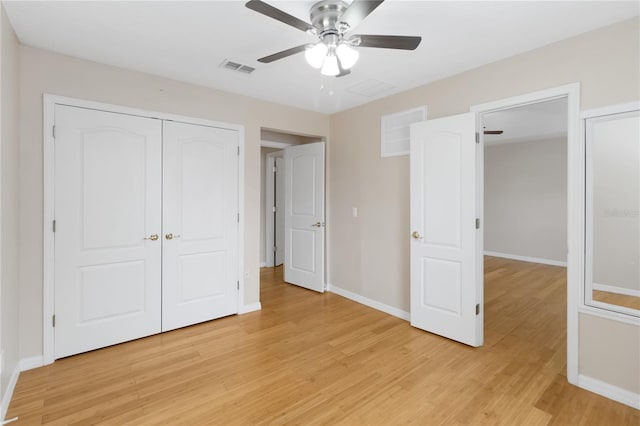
<box><xmin>275</xmin><ymin>156</ymin><xmax>285</xmax><ymax>266</ymax></box>
<box><xmin>54</xmin><ymin>105</ymin><xmax>162</xmax><ymax>359</ymax></box>
<box><xmin>409</xmin><ymin>112</ymin><xmax>483</xmax><ymax>347</ymax></box>
<box><xmin>284</xmin><ymin>142</ymin><xmax>325</xmax><ymax>292</ymax></box>
<box><xmin>162</xmin><ymin>121</ymin><xmax>239</xmax><ymax>331</ymax></box>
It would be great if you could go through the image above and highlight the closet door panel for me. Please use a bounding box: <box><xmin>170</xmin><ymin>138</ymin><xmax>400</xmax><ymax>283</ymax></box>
<box><xmin>162</xmin><ymin>121</ymin><xmax>239</xmax><ymax>331</ymax></box>
<box><xmin>54</xmin><ymin>105</ymin><xmax>162</xmax><ymax>359</ymax></box>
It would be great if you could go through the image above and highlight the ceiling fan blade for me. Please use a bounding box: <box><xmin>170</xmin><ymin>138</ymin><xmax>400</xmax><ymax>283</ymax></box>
<box><xmin>257</xmin><ymin>44</ymin><xmax>309</xmax><ymax>63</ymax></box>
<box><xmin>245</xmin><ymin>0</ymin><xmax>314</xmax><ymax>33</ymax></box>
<box><xmin>339</xmin><ymin>0</ymin><xmax>385</xmax><ymax>30</ymax></box>
<box><xmin>484</xmin><ymin>130</ymin><xmax>504</xmax><ymax>135</ymax></box>
<box><xmin>353</xmin><ymin>34</ymin><xmax>421</xmax><ymax>50</ymax></box>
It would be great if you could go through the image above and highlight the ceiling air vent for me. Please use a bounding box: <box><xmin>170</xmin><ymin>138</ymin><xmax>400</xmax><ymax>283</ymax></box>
<box><xmin>346</xmin><ymin>79</ymin><xmax>395</xmax><ymax>97</ymax></box>
<box><xmin>221</xmin><ymin>59</ymin><xmax>255</xmax><ymax>74</ymax></box>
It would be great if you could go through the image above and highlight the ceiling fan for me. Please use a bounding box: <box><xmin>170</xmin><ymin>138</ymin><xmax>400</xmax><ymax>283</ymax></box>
<box><xmin>245</xmin><ymin>0</ymin><xmax>422</xmax><ymax>77</ymax></box>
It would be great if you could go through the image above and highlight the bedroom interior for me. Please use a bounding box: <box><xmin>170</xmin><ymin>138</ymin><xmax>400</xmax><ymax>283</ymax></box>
<box><xmin>1</xmin><ymin>1</ymin><xmax>639</xmax><ymax>424</ymax></box>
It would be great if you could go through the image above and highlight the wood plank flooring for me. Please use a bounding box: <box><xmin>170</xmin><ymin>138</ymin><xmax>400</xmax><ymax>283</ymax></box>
<box><xmin>592</xmin><ymin>290</ymin><xmax>640</xmax><ymax>311</ymax></box>
<box><xmin>7</xmin><ymin>257</ymin><xmax>639</xmax><ymax>425</ymax></box>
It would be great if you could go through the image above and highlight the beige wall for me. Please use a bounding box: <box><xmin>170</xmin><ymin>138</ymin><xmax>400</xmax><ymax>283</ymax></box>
<box><xmin>1</xmin><ymin>3</ymin><xmax>20</xmax><ymax>402</ymax></box>
<box><xmin>579</xmin><ymin>313</ymin><xmax>640</xmax><ymax>394</ymax></box>
<box><xmin>328</xmin><ymin>18</ymin><xmax>639</xmax><ymax>392</ymax></box>
<box><xmin>484</xmin><ymin>137</ymin><xmax>567</xmax><ymax>263</ymax></box>
<box><xmin>18</xmin><ymin>46</ymin><xmax>330</xmax><ymax>359</ymax></box>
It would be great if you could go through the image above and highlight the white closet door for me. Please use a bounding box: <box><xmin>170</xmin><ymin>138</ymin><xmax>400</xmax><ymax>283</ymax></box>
<box><xmin>54</xmin><ymin>105</ymin><xmax>162</xmax><ymax>359</ymax></box>
<box><xmin>162</xmin><ymin>121</ymin><xmax>239</xmax><ymax>331</ymax></box>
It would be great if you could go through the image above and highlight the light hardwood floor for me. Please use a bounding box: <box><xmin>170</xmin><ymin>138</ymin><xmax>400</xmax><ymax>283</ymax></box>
<box><xmin>7</xmin><ymin>257</ymin><xmax>639</xmax><ymax>425</ymax></box>
<box><xmin>592</xmin><ymin>290</ymin><xmax>640</xmax><ymax>311</ymax></box>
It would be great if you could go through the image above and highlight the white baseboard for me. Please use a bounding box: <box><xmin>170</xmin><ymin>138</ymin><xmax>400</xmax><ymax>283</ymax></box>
<box><xmin>327</xmin><ymin>283</ymin><xmax>410</xmax><ymax>321</ymax></box>
<box><xmin>578</xmin><ymin>374</ymin><xmax>640</xmax><ymax>409</ymax></box>
<box><xmin>1</xmin><ymin>364</ymin><xmax>20</xmax><ymax>423</ymax></box>
<box><xmin>238</xmin><ymin>302</ymin><xmax>262</xmax><ymax>314</ymax></box>
<box><xmin>19</xmin><ymin>356</ymin><xmax>44</xmax><ymax>372</ymax></box>
<box><xmin>484</xmin><ymin>251</ymin><xmax>567</xmax><ymax>267</ymax></box>
<box><xmin>592</xmin><ymin>283</ymin><xmax>640</xmax><ymax>298</ymax></box>
<box><xmin>259</xmin><ymin>262</ymin><xmax>267</xmax><ymax>268</ymax></box>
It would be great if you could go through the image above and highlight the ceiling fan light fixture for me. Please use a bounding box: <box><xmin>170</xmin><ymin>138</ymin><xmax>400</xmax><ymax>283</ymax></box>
<box><xmin>336</xmin><ymin>42</ymin><xmax>359</xmax><ymax>69</ymax></box>
<box><xmin>246</xmin><ymin>0</ymin><xmax>422</xmax><ymax>77</ymax></box>
<box><xmin>305</xmin><ymin>42</ymin><xmax>328</xmax><ymax>69</ymax></box>
<box><xmin>321</xmin><ymin>52</ymin><xmax>340</xmax><ymax>76</ymax></box>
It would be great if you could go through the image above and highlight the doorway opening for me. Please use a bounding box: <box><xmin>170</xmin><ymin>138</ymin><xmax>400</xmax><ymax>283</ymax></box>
<box><xmin>260</xmin><ymin>128</ymin><xmax>327</xmax><ymax>295</ymax></box>
<box><xmin>471</xmin><ymin>83</ymin><xmax>581</xmax><ymax>384</ymax></box>
<box><xmin>480</xmin><ymin>97</ymin><xmax>569</xmax><ymax>369</ymax></box>
<box><xmin>263</xmin><ymin>148</ymin><xmax>285</xmax><ymax>268</ymax></box>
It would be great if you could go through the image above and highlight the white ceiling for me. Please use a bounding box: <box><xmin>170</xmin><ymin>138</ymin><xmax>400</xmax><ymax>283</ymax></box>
<box><xmin>483</xmin><ymin>97</ymin><xmax>568</xmax><ymax>145</ymax></box>
<box><xmin>4</xmin><ymin>1</ymin><xmax>639</xmax><ymax>114</ymax></box>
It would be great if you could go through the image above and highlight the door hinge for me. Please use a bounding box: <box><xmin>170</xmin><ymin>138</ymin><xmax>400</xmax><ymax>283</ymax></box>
<box><xmin>272</xmin><ymin>206</ymin><xmax>276</xmax><ymax>213</ymax></box>
<box><xmin>52</xmin><ymin>220</ymin><xmax>56</xmax><ymax>232</ymax></box>
<box><xmin>272</xmin><ymin>245</ymin><xmax>277</xmax><ymax>252</ymax></box>
<box><xmin>237</xmin><ymin>146</ymin><xmax>240</xmax><ymax>156</ymax></box>
<box><xmin>237</xmin><ymin>213</ymin><xmax>240</xmax><ymax>223</ymax></box>
<box><xmin>475</xmin><ymin>218</ymin><xmax>480</xmax><ymax>229</ymax></box>
<box><xmin>237</xmin><ymin>281</ymin><xmax>240</xmax><ymax>290</ymax></box>
<box><xmin>475</xmin><ymin>304</ymin><xmax>480</xmax><ymax>315</ymax></box>
<box><xmin>53</xmin><ymin>125</ymin><xmax>56</xmax><ymax>138</ymax></box>
<box><xmin>52</xmin><ymin>314</ymin><xmax>56</xmax><ymax>327</ymax></box>
<box><xmin>273</xmin><ymin>165</ymin><xmax>277</xmax><ymax>173</ymax></box>
<box><xmin>475</xmin><ymin>132</ymin><xmax>479</xmax><ymax>144</ymax></box>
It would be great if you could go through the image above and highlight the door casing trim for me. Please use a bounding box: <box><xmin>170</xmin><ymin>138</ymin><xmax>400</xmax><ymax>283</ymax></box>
<box><xmin>470</xmin><ymin>82</ymin><xmax>581</xmax><ymax>385</ymax></box>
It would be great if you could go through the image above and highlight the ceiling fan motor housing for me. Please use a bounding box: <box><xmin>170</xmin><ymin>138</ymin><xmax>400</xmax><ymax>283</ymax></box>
<box><xmin>310</xmin><ymin>0</ymin><xmax>349</xmax><ymax>42</ymax></box>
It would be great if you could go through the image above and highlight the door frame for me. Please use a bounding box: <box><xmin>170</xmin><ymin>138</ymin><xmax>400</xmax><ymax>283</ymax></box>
<box><xmin>42</xmin><ymin>94</ymin><xmax>246</xmax><ymax>365</ymax></box>
<box><xmin>264</xmin><ymin>150</ymin><xmax>284</xmax><ymax>267</ymax></box>
<box><xmin>470</xmin><ymin>83</ymin><xmax>581</xmax><ymax>385</ymax></box>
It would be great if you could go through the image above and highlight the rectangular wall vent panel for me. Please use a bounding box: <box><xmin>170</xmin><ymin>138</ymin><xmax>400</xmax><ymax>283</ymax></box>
<box><xmin>381</xmin><ymin>106</ymin><xmax>427</xmax><ymax>157</ymax></box>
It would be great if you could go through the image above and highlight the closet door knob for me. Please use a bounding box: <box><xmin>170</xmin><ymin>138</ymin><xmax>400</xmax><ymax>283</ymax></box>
<box><xmin>165</xmin><ymin>233</ymin><xmax>181</xmax><ymax>240</ymax></box>
<box><xmin>144</xmin><ymin>234</ymin><xmax>159</xmax><ymax>241</ymax></box>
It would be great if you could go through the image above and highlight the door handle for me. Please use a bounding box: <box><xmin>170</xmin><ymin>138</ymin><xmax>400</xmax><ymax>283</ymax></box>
<box><xmin>412</xmin><ymin>231</ymin><xmax>423</xmax><ymax>240</ymax></box>
<box><xmin>165</xmin><ymin>233</ymin><xmax>181</xmax><ymax>240</ymax></box>
<box><xmin>144</xmin><ymin>234</ymin><xmax>159</xmax><ymax>241</ymax></box>
<box><xmin>311</xmin><ymin>222</ymin><xmax>324</xmax><ymax>228</ymax></box>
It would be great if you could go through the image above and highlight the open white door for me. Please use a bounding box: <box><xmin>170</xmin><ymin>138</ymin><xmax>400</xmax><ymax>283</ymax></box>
<box><xmin>409</xmin><ymin>112</ymin><xmax>483</xmax><ymax>347</ymax></box>
<box><xmin>284</xmin><ymin>142</ymin><xmax>325</xmax><ymax>292</ymax></box>
<box><xmin>162</xmin><ymin>121</ymin><xmax>239</xmax><ymax>331</ymax></box>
